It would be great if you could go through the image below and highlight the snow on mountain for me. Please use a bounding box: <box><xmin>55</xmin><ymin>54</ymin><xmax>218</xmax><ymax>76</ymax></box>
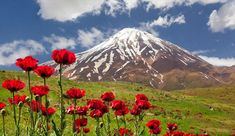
<box><xmin>45</xmin><ymin>28</ymin><xmax>222</xmax><ymax>90</ymax></box>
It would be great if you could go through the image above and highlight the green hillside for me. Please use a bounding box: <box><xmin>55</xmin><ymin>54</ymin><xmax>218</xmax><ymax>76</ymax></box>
<box><xmin>0</xmin><ymin>71</ymin><xmax>234</xmax><ymax>135</ymax></box>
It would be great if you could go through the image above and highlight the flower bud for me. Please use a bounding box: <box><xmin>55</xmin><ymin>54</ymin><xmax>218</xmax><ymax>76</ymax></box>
<box><xmin>25</xmin><ymin>97</ymin><xmax>30</xmax><ymax>102</ymax></box>
<box><xmin>1</xmin><ymin>109</ymin><xmax>6</xmax><ymax>116</ymax></box>
<box><xmin>18</xmin><ymin>101</ymin><xmax>24</xmax><ymax>108</ymax></box>
<box><xmin>99</xmin><ymin>122</ymin><xmax>104</xmax><ymax>128</ymax></box>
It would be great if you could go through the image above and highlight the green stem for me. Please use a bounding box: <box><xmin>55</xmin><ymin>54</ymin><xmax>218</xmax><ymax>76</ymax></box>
<box><xmin>115</xmin><ymin>116</ymin><xmax>120</xmax><ymax>136</ymax></box>
<box><xmin>123</xmin><ymin>115</ymin><xmax>127</xmax><ymax>130</ymax></box>
<box><xmin>59</xmin><ymin>64</ymin><xmax>65</xmax><ymax>134</ymax></box>
<box><xmin>96</xmin><ymin>118</ymin><xmax>100</xmax><ymax>136</ymax></box>
<box><xmin>107</xmin><ymin>102</ymin><xmax>111</xmax><ymax>136</ymax></box>
<box><xmin>102</xmin><ymin>117</ymin><xmax>107</xmax><ymax>135</ymax></box>
<box><xmin>12</xmin><ymin>92</ymin><xmax>19</xmax><ymax>136</ymax></box>
<box><xmin>134</xmin><ymin>116</ymin><xmax>138</xmax><ymax>135</ymax></box>
<box><xmin>80</xmin><ymin>126</ymin><xmax>83</xmax><ymax>136</ymax></box>
<box><xmin>17</xmin><ymin>106</ymin><xmax>22</xmax><ymax>135</ymax></box>
<box><xmin>73</xmin><ymin>99</ymin><xmax>77</xmax><ymax>133</ymax></box>
<box><xmin>44</xmin><ymin>78</ymin><xmax>49</xmax><ymax>136</ymax></box>
<box><xmin>2</xmin><ymin>113</ymin><xmax>6</xmax><ymax>136</ymax></box>
<box><xmin>28</xmin><ymin>71</ymin><xmax>35</xmax><ymax>132</ymax></box>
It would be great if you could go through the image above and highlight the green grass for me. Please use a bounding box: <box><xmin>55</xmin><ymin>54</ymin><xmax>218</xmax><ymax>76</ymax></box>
<box><xmin>0</xmin><ymin>71</ymin><xmax>234</xmax><ymax>135</ymax></box>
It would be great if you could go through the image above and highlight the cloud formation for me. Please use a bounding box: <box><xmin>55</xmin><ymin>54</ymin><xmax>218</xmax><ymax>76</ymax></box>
<box><xmin>140</xmin><ymin>14</ymin><xmax>186</xmax><ymax>36</ymax></box>
<box><xmin>36</xmin><ymin>0</ymin><xmax>105</xmax><ymax>22</ymax></box>
<box><xmin>207</xmin><ymin>0</ymin><xmax>235</xmax><ymax>32</ymax></box>
<box><xmin>36</xmin><ymin>0</ymin><xmax>226</xmax><ymax>22</ymax></box>
<box><xmin>200</xmin><ymin>55</ymin><xmax>235</xmax><ymax>66</ymax></box>
<box><xmin>77</xmin><ymin>27</ymin><xmax>105</xmax><ymax>48</ymax></box>
<box><xmin>44</xmin><ymin>34</ymin><xmax>77</xmax><ymax>50</ymax></box>
<box><xmin>0</xmin><ymin>40</ymin><xmax>46</xmax><ymax>65</ymax></box>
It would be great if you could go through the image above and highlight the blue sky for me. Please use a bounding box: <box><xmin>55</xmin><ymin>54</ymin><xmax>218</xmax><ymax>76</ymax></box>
<box><xmin>1</xmin><ymin>0</ymin><xmax>235</xmax><ymax>69</ymax></box>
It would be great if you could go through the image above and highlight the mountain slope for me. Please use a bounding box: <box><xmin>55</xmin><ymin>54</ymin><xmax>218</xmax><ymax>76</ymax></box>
<box><xmin>45</xmin><ymin>28</ymin><xmax>222</xmax><ymax>90</ymax></box>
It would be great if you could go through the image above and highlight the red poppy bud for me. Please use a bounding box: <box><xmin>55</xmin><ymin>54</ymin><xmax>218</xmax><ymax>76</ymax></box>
<box><xmin>83</xmin><ymin>128</ymin><xmax>90</xmax><ymax>133</ymax></box>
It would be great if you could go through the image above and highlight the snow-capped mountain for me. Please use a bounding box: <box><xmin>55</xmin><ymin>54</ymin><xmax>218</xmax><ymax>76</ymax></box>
<box><xmin>45</xmin><ymin>28</ymin><xmax>223</xmax><ymax>90</ymax></box>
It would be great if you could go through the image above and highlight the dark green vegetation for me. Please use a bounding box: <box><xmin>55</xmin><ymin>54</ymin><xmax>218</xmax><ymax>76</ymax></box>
<box><xmin>0</xmin><ymin>71</ymin><xmax>234</xmax><ymax>135</ymax></box>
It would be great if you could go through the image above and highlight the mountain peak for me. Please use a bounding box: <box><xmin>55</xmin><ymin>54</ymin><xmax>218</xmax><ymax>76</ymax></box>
<box><xmin>46</xmin><ymin>27</ymin><xmax>216</xmax><ymax>90</ymax></box>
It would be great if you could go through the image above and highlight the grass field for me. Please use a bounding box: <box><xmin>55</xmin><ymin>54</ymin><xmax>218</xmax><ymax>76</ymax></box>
<box><xmin>0</xmin><ymin>70</ymin><xmax>234</xmax><ymax>135</ymax></box>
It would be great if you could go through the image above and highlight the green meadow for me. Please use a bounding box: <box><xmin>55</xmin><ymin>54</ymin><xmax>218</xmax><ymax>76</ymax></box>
<box><xmin>0</xmin><ymin>71</ymin><xmax>234</xmax><ymax>135</ymax></box>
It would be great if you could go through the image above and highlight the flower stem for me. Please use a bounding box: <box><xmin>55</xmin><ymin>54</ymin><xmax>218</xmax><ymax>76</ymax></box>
<box><xmin>134</xmin><ymin>116</ymin><xmax>138</xmax><ymax>135</ymax></box>
<box><xmin>44</xmin><ymin>78</ymin><xmax>49</xmax><ymax>136</ymax></box>
<box><xmin>17</xmin><ymin>106</ymin><xmax>22</xmax><ymax>135</ymax></box>
<box><xmin>12</xmin><ymin>92</ymin><xmax>19</xmax><ymax>136</ymax></box>
<box><xmin>102</xmin><ymin>117</ymin><xmax>107</xmax><ymax>134</ymax></box>
<box><xmin>73</xmin><ymin>99</ymin><xmax>77</xmax><ymax>133</ymax></box>
<box><xmin>27</xmin><ymin>71</ymin><xmax>35</xmax><ymax>132</ymax></box>
<box><xmin>123</xmin><ymin>115</ymin><xmax>127</xmax><ymax>130</ymax></box>
<box><xmin>115</xmin><ymin>116</ymin><xmax>120</xmax><ymax>136</ymax></box>
<box><xmin>95</xmin><ymin>118</ymin><xmax>100</xmax><ymax>136</ymax></box>
<box><xmin>106</xmin><ymin>102</ymin><xmax>111</xmax><ymax>136</ymax></box>
<box><xmin>2</xmin><ymin>113</ymin><xmax>6</xmax><ymax>136</ymax></box>
<box><xmin>59</xmin><ymin>64</ymin><xmax>65</xmax><ymax>134</ymax></box>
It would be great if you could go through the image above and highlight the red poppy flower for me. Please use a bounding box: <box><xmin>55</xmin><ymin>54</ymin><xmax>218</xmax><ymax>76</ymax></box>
<box><xmin>76</xmin><ymin>106</ymin><xmax>89</xmax><ymax>115</ymax></box>
<box><xmin>101</xmin><ymin>92</ymin><xmax>115</xmax><ymax>102</ymax></box>
<box><xmin>16</xmin><ymin>56</ymin><xmax>38</xmax><ymax>71</ymax></box>
<box><xmin>136</xmin><ymin>100</ymin><xmax>151</xmax><ymax>110</ymax></box>
<box><xmin>51</xmin><ymin>49</ymin><xmax>76</xmax><ymax>65</ymax></box>
<box><xmin>130</xmin><ymin>104</ymin><xmax>141</xmax><ymax>115</ymax></box>
<box><xmin>31</xmin><ymin>86</ymin><xmax>49</xmax><ymax>97</ymax></box>
<box><xmin>34</xmin><ymin>65</ymin><xmax>55</xmax><ymax>78</ymax></box>
<box><xmin>167</xmin><ymin>123</ymin><xmax>178</xmax><ymax>132</ymax></box>
<box><xmin>114</xmin><ymin>107</ymin><xmax>129</xmax><ymax>116</ymax></box>
<box><xmin>41</xmin><ymin>106</ymin><xmax>56</xmax><ymax>116</ymax></box>
<box><xmin>66</xmin><ymin>88</ymin><xmax>85</xmax><ymax>99</ymax></box>
<box><xmin>0</xmin><ymin>102</ymin><xmax>6</xmax><ymax>110</ymax></box>
<box><xmin>8</xmin><ymin>94</ymin><xmax>27</xmax><ymax>105</ymax></box>
<box><xmin>66</xmin><ymin>105</ymin><xmax>76</xmax><ymax>114</ymax></box>
<box><xmin>90</xmin><ymin>109</ymin><xmax>103</xmax><ymax>118</ymax></box>
<box><xmin>135</xmin><ymin>94</ymin><xmax>148</xmax><ymax>102</ymax></box>
<box><xmin>111</xmin><ymin>100</ymin><xmax>126</xmax><ymax>110</ymax></box>
<box><xmin>87</xmin><ymin>99</ymin><xmax>103</xmax><ymax>110</ymax></box>
<box><xmin>99</xmin><ymin>104</ymin><xmax>109</xmax><ymax>114</ymax></box>
<box><xmin>83</xmin><ymin>128</ymin><xmax>90</xmax><ymax>133</ymax></box>
<box><xmin>2</xmin><ymin>79</ymin><xmax>25</xmax><ymax>92</ymax></box>
<box><xmin>28</xmin><ymin>100</ymin><xmax>42</xmax><ymax>112</ymax></box>
<box><xmin>119</xmin><ymin>128</ymin><xmax>134</xmax><ymax>136</ymax></box>
<box><xmin>74</xmin><ymin>118</ymin><xmax>88</xmax><ymax>127</ymax></box>
<box><xmin>149</xmin><ymin>127</ymin><xmax>161</xmax><ymax>135</ymax></box>
<box><xmin>146</xmin><ymin>120</ymin><xmax>161</xmax><ymax>130</ymax></box>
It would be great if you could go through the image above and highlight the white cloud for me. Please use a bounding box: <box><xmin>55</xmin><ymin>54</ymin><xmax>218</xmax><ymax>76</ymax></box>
<box><xmin>148</xmin><ymin>14</ymin><xmax>186</xmax><ymax>27</ymax></box>
<box><xmin>0</xmin><ymin>40</ymin><xmax>46</xmax><ymax>65</ymax></box>
<box><xmin>36</xmin><ymin>0</ymin><xmax>225</xmax><ymax>22</ymax></box>
<box><xmin>199</xmin><ymin>55</ymin><xmax>235</xmax><ymax>66</ymax></box>
<box><xmin>191</xmin><ymin>49</ymin><xmax>215</xmax><ymax>55</ymax></box>
<box><xmin>36</xmin><ymin>0</ymin><xmax>105</xmax><ymax>22</ymax></box>
<box><xmin>140</xmin><ymin>14</ymin><xmax>186</xmax><ymax>36</ymax></box>
<box><xmin>207</xmin><ymin>0</ymin><xmax>235</xmax><ymax>32</ymax></box>
<box><xmin>44</xmin><ymin>34</ymin><xmax>77</xmax><ymax>50</ymax></box>
<box><xmin>123</xmin><ymin>0</ymin><xmax>139</xmax><ymax>10</ymax></box>
<box><xmin>77</xmin><ymin>27</ymin><xmax>105</xmax><ymax>48</ymax></box>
